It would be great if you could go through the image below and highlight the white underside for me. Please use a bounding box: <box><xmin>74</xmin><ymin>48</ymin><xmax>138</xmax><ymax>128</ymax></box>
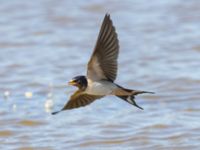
<box><xmin>84</xmin><ymin>80</ymin><xmax>117</xmax><ymax>96</ymax></box>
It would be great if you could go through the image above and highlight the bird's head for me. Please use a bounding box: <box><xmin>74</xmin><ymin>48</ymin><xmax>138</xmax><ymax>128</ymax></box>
<box><xmin>68</xmin><ymin>75</ymin><xmax>88</xmax><ymax>90</ymax></box>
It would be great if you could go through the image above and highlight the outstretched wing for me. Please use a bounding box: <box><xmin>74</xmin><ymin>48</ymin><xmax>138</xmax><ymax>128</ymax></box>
<box><xmin>87</xmin><ymin>14</ymin><xmax>119</xmax><ymax>82</ymax></box>
<box><xmin>52</xmin><ymin>91</ymin><xmax>103</xmax><ymax>114</ymax></box>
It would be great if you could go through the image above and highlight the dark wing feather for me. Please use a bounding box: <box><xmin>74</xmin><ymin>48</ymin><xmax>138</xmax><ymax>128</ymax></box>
<box><xmin>52</xmin><ymin>91</ymin><xmax>103</xmax><ymax>114</ymax></box>
<box><xmin>87</xmin><ymin>14</ymin><xmax>119</xmax><ymax>82</ymax></box>
<box><xmin>63</xmin><ymin>93</ymin><xmax>103</xmax><ymax>110</ymax></box>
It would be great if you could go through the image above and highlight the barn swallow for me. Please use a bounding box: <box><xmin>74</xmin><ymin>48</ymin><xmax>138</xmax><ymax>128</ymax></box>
<box><xmin>52</xmin><ymin>14</ymin><xmax>154</xmax><ymax>115</ymax></box>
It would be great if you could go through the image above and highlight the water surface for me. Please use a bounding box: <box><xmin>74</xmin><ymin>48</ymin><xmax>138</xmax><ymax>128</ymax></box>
<box><xmin>1</xmin><ymin>0</ymin><xmax>200</xmax><ymax>149</ymax></box>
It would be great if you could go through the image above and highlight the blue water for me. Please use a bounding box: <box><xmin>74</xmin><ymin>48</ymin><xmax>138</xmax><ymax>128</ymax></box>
<box><xmin>1</xmin><ymin>0</ymin><xmax>200</xmax><ymax>149</ymax></box>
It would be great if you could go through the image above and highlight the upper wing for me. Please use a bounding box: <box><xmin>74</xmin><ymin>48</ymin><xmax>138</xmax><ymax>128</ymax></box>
<box><xmin>87</xmin><ymin>14</ymin><xmax>119</xmax><ymax>82</ymax></box>
<box><xmin>52</xmin><ymin>91</ymin><xmax>103</xmax><ymax>114</ymax></box>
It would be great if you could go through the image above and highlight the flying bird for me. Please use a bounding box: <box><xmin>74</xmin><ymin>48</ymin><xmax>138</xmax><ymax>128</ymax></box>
<box><xmin>52</xmin><ymin>14</ymin><xmax>154</xmax><ymax>115</ymax></box>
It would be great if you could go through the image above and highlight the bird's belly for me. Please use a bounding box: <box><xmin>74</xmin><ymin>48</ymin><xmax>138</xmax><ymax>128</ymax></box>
<box><xmin>85</xmin><ymin>81</ymin><xmax>116</xmax><ymax>96</ymax></box>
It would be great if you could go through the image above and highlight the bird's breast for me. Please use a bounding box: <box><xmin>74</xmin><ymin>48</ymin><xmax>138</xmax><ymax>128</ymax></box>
<box><xmin>85</xmin><ymin>80</ymin><xmax>116</xmax><ymax>96</ymax></box>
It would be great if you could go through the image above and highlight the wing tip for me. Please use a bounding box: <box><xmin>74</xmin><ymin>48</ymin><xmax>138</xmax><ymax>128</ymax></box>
<box><xmin>51</xmin><ymin>110</ymin><xmax>61</xmax><ymax>115</ymax></box>
<box><xmin>105</xmin><ymin>13</ymin><xmax>111</xmax><ymax>20</ymax></box>
<box><xmin>105</xmin><ymin>13</ymin><xmax>110</xmax><ymax>16</ymax></box>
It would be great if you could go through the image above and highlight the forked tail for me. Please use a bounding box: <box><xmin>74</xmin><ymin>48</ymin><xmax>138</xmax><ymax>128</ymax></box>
<box><xmin>116</xmin><ymin>86</ymin><xmax>154</xmax><ymax>110</ymax></box>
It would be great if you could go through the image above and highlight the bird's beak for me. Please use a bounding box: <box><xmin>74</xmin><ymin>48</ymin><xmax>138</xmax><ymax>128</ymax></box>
<box><xmin>68</xmin><ymin>80</ymin><xmax>77</xmax><ymax>86</ymax></box>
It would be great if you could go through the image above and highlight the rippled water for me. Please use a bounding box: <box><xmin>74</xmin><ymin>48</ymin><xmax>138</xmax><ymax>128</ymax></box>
<box><xmin>1</xmin><ymin>0</ymin><xmax>200</xmax><ymax>149</ymax></box>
